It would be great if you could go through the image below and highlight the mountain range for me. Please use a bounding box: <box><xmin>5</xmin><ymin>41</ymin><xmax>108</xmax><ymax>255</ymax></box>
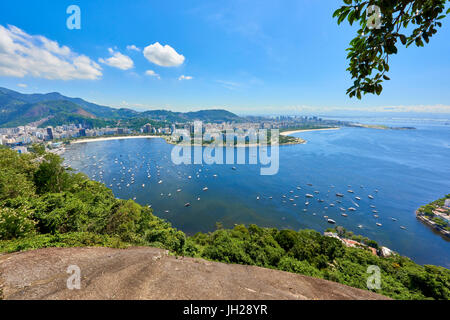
<box><xmin>0</xmin><ymin>87</ymin><xmax>242</xmax><ymax>128</ymax></box>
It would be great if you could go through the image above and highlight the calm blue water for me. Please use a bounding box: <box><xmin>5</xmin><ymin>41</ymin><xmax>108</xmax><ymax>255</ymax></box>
<box><xmin>63</xmin><ymin>120</ymin><xmax>450</xmax><ymax>268</ymax></box>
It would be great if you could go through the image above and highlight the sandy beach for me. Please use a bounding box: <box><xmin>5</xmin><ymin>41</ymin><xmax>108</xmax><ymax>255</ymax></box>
<box><xmin>71</xmin><ymin>135</ymin><xmax>163</xmax><ymax>144</ymax></box>
<box><xmin>69</xmin><ymin>128</ymin><xmax>339</xmax><ymax>145</ymax></box>
<box><xmin>280</xmin><ymin>127</ymin><xmax>340</xmax><ymax>136</ymax></box>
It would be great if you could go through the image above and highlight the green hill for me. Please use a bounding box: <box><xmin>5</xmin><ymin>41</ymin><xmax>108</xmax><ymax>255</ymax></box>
<box><xmin>0</xmin><ymin>87</ymin><xmax>243</xmax><ymax>128</ymax></box>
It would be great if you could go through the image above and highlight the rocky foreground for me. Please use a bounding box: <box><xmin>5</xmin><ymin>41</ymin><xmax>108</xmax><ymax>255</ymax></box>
<box><xmin>0</xmin><ymin>247</ymin><xmax>389</xmax><ymax>300</ymax></box>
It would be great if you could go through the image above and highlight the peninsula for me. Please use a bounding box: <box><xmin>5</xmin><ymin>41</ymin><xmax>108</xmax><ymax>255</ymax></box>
<box><xmin>416</xmin><ymin>195</ymin><xmax>450</xmax><ymax>239</ymax></box>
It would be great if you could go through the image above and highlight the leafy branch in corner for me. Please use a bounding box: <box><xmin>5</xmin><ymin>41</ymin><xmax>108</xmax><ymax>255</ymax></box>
<box><xmin>334</xmin><ymin>0</ymin><xmax>450</xmax><ymax>99</ymax></box>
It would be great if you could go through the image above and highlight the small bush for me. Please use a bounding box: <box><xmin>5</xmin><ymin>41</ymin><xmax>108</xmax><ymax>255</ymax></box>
<box><xmin>0</xmin><ymin>206</ymin><xmax>36</xmax><ymax>240</ymax></box>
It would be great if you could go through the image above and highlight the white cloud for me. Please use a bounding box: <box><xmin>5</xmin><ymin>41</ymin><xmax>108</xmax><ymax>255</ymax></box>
<box><xmin>145</xmin><ymin>70</ymin><xmax>160</xmax><ymax>79</ymax></box>
<box><xmin>126</xmin><ymin>44</ymin><xmax>141</xmax><ymax>52</ymax></box>
<box><xmin>143</xmin><ymin>42</ymin><xmax>185</xmax><ymax>67</ymax></box>
<box><xmin>178</xmin><ymin>75</ymin><xmax>193</xmax><ymax>81</ymax></box>
<box><xmin>17</xmin><ymin>83</ymin><xmax>27</xmax><ymax>88</ymax></box>
<box><xmin>99</xmin><ymin>48</ymin><xmax>134</xmax><ymax>70</ymax></box>
<box><xmin>0</xmin><ymin>24</ymin><xmax>102</xmax><ymax>80</ymax></box>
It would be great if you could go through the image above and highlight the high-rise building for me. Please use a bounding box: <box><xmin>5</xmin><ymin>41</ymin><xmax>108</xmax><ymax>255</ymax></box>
<box><xmin>46</xmin><ymin>127</ymin><xmax>54</xmax><ymax>140</ymax></box>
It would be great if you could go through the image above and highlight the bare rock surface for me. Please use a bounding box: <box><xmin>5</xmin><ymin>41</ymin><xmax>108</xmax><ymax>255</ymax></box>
<box><xmin>0</xmin><ymin>247</ymin><xmax>389</xmax><ymax>300</ymax></box>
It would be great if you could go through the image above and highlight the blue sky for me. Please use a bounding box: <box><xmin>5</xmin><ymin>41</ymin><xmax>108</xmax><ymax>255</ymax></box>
<box><xmin>0</xmin><ymin>0</ymin><xmax>449</xmax><ymax>115</ymax></box>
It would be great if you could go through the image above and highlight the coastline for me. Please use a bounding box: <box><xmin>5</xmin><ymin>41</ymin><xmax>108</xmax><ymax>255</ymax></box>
<box><xmin>70</xmin><ymin>135</ymin><xmax>163</xmax><ymax>144</ymax></box>
<box><xmin>65</xmin><ymin>126</ymin><xmax>342</xmax><ymax>147</ymax></box>
<box><xmin>416</xmin><ymin>210</ymin><xmax>450</xmax><ymax>240</ymax></box>
<box><xmin>69</xmin><ymin>134</ymin><xmax>306</xmax><ymax>147</ymax></box>
<box><xmin>280</xmin><ymin>127</ymin><xmax>340</xmax><ymax>136</ymax></box>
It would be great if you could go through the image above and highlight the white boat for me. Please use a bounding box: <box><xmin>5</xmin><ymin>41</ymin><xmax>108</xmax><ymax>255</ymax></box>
<box><xmin>203</xmin><ymin>187</ymin><xmax>209</xmax><ymax>191</ymax></box>
<box><xmin>306</xmin><ymin>194</ymin><xmax>314</xmax><ymax>198</ymax></box>
<box><xmin>368</xmin><ymin>195</ymin><xmax>374</xmax><ymax>199</ymax></box>
<box><xmin>348</xmin><ymin>207</ymin><xmax>356</xmax><ymax>211</ymax></box>
<box><xmin>376</xmin><ymin>223</ymin><xmax>382</xmax><ymax>227</ymax></box>
<box><xmin>327</xmin><ymin>219</ymin><xmax>336</xmax><ymax>224</ymax></box>
<box><xmin>355</xmin><ymin>196</ymin><xmax>361</xmax><ymax>201</ymax></box>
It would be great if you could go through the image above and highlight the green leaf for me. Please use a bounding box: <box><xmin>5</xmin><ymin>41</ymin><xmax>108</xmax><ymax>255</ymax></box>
<box><xmin>399</xmin><ymin>34</ymin><xmax>407</xmax><ymax>45</ymax></box>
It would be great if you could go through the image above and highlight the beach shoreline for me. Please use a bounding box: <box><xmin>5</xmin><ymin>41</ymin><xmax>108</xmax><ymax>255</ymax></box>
<box><xmin>70</xmin><ymin>135</ymin><xmax>163</xmax><ymax>144</ymax></box>
<box><xmin>68</xmin><ymin>127</ymin><xmax>340</xmax><ymax>146</ymax></box>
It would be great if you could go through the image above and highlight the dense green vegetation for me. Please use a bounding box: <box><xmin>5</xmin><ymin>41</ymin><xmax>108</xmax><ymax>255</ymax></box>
<box><xmin>40</xmin><ymin>113</ymin><xmax>117</xmax><ymax>129</ymax></box>
<box><xmin>0</xmin><ymin>148</ymin><xmax>186</xmax><ymax>254</ymax></box>
<box><xmin>187</xmin><ymin>225</ymin><xmax>449</xmax><ymax>300</ymax></box>
<box><xmin>0</xmin><ymin>147</ymin><xmax>449</xmax><ymax>300</ymax></box>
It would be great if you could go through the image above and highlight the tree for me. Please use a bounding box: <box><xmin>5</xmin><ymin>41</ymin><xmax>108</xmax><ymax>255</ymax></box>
<box><xmin>334</xmin><ymin>0</ymin><xmax>450</xmax><ymax>99</ymax></box>
<box><xmin>29</xmin><ymin>143</ymin><xmax>45</xmax><ymax>156</ymax></box>
<box><xmin>34</xmin><ymin>153</ymin><xmax>70</xmax><ymax>194</ymax></box>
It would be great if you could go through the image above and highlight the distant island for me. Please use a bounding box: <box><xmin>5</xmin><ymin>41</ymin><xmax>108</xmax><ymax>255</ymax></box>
<box><xmin>416</xmin><ymin>195</ymin><xmax>450</xmax><ymax>239</ymax></box>
<box><xmin>348</xmin><ymin>123</ymin><xmax>416</xmax><ymax>130</ymax></box>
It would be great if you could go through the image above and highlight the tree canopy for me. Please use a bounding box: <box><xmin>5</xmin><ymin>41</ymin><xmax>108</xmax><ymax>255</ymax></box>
<box><xmin>334</xmin><ymin>0</ymin><xmax>450</xmax><ymax>99</ymax></box>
